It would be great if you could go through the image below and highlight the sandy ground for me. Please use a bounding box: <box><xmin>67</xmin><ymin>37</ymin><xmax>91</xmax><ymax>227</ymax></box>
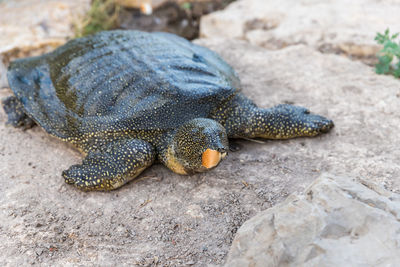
<box><xmin>1</xmin><ymin>37</ymin><xmax>399</xmax><ymax>266</ymax></box>
<box><xmin>0</xmin><ymin>89</ymin><xmax>324</xmax><ymax>265</ymax></box>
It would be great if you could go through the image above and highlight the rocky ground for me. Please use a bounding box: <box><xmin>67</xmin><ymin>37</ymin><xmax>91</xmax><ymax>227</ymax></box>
<box><xmin>1</xmin><ymin>0</ymin><xmax>400</xmax><ymax>266</ymax></box>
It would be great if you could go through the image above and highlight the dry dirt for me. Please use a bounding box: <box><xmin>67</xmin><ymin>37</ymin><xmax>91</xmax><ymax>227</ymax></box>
<box><xmin>0</xmin><ymin>81</ymin><xmax>323</xmax><ymax>265</ymax></box>
<box><xmin>1</xmin><ymin>38</ymin><xmax>399</xmax><ymax>266</ymax></box>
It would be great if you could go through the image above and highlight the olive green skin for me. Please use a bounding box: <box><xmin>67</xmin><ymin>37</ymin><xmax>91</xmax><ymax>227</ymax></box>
<box><xmin>5</xmin><ymin>30</ymin><xmax>333</xmax><ymax>191</ymax></box>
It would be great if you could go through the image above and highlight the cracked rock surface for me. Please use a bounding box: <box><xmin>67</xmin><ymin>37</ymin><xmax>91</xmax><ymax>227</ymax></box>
<box><xmin>225</xmin><ymin>174</ymin><xmax>400</xmax><ymax>267</ymax></box>
<box><xmin>200</xmin><ymin>0</ymin><xmax>400</xmax><ymax>59</ymax></box>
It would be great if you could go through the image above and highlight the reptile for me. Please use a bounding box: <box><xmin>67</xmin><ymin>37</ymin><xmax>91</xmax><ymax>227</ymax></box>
<box><xmin>3</xmin><ymin>30</ymin><xmax>334</xmax><ymax>191</ymax></box>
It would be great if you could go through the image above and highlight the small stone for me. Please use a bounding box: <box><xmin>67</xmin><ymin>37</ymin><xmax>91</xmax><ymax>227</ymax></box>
<box><xmin>35</xmin><ymin>248</ymin><xmax>44</xmax><ymax>256</ymax></box>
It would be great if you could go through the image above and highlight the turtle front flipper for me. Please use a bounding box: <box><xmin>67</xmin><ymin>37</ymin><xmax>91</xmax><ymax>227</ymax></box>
<box><xmin>249</xmin><ymin>104</ymin><xmax>334</xmax><ymax>139</ymax></box>
<box><xmin>220</xmin><ymin>94</ymin><xmax>333</xmax><ymax>139</ymax></box>
<box><xmin>63</xmin><ymin>139</ymin><xmax>155</xmax><ymax>191</ymax></box>
<box><xmin>2</xmin><ymin>96</ymin><xmax>36</xmax><ymax>130</ymax></box>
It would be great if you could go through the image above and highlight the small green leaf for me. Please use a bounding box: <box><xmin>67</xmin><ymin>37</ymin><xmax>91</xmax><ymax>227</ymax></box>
<box><xmin>181</xmin><ymin>2</ymin><xmax>192</xmax><ymax>10</ymax></box>
<box><xmin>376</xmin><ymin>64</ymin><xmax>388</xmax><ymax>74</ymax></box>
<box><xmin>381</xmin><ymin>54</ymin><xmax>393</xmax><ymax>64</ymax></box>
<box><xmin>375</xmin><ymin>33</ymin><xmax>385</xmax><ymax>44</ymax></box>
<box><xmin>394</xmin><ymin>62</ymin><xmax>400</xmax><ymax>78</ymax></box>
<box><xmin>384</xmin><ymin>41</ymin><xmax>398</xmax><ymax>50</ymax></box>
<box><xmin>375</xmin><ymin>28</ymin><xmax>400</xmax><ymax>78</ymax></box>
<box><xmin>376</xmin><ymin>54</ymin><xmax>393</xmax><ymax>74</ymax></box>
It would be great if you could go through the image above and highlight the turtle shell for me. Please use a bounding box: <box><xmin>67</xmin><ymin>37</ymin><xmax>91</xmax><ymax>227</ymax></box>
<box><xmin>7</xmin><ymin>30</ymin><xmax>240</xmax><ymax>139</ymax></box>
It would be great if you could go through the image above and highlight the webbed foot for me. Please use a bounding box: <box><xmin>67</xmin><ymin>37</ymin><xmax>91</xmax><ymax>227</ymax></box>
<box><xmin>272</xmin><ymin>104</ymin><xmax>333</xmax><ymax>136</ymax></box>
<box><xmin>63</xmin><ymin>139</ymin><xmax>155</xmax><ymax>191</ymax></box>
<box><xmin>249</xmin><ymin>104</ymin><xmax>334</xmax><ymax>139</ymax></box>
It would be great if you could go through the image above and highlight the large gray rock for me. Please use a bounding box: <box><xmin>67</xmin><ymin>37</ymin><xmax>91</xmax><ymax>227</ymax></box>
<box><xmin>0</xmin><ymin>0</ymin><xmax>90</xmax><ymax>62</ymax></box>
<box><xmin>226</xmin><ymin>174</ymin><xmax>400</xmax><ymax>267</ymax></box>
<box><xmin>200</xmin><ymin>0</ymin><xmax>400</xmax><ymax>57</ymax></box>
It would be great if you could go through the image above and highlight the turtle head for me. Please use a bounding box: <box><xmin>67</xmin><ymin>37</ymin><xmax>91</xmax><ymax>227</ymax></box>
<box><xmin>164</xmin><ymin>118</ymin><xmax>228</xmax><ymax>174</ymax></box>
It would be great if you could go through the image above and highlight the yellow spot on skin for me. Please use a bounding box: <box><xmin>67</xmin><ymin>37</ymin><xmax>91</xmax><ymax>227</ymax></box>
<box><xmin>202</xmin><ymin>149</ymin><xmax>221</xmax><ymax>169</ymax></box>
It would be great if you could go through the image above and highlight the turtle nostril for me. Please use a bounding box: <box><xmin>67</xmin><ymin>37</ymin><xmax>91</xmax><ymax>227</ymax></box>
<box><xmin>217</xmin><ymin>147</ymin><xmax>227</xmax><ymax>153</ymax></box>
<box><xmin>217</xmin><ymin>148</ymin><xmax>228</xmax><ymax>159</ymax></box>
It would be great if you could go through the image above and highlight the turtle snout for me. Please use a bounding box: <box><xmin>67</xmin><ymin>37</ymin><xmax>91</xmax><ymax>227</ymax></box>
<box><xmin>301</xmin><ymin>108</ymin><xmax>334</xmax><ymax>133</ymax></box>
<box><xmin>314</xmin><ymin>116</ymin><xmax>334</xmax><ymax>134</ymax></box>
<box><xmin>319</xmin><ymin>118</ymin><xmax>334</xmax><ymax>133</ymax></box>
<box><xmin>202</xmin><ymin>149</ymin><xmax>222</xmax><ymax>169</ymax></box>
<box><xmin>201</xmin><ymin>147</ymin><xmax>228</xmax><ymax>170</ymax></box>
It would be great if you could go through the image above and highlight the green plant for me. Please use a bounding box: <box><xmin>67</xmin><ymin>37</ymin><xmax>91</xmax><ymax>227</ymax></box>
<box><xmin>375</xmin><ymin>29</ymin><xmax>400</xmax><ymax>78</ymax></box>
<box><xmin>75</xmin><ymin>0</ymin><xmax>120</xmax><ymax>38</ymax></box>
<box><xmin>181</xmin><ymin>2</ymin><xmax>192</xmax><ymax>10</ymax></box>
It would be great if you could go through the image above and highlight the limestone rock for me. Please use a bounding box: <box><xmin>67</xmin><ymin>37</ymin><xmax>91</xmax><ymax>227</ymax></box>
<box><xmin>226</xmin><ymin>174</ymin><xmax>400</xmax><ymax>267</ymax></box>
<box><xmin>0</xmin><ymin>0</ymin><xmax>90</xmax><ymax>63</ymax></box>
<box><xmin>200</xmin><ymin>0</ymin><xmax>400</xmax><ymax>57</ymax></box>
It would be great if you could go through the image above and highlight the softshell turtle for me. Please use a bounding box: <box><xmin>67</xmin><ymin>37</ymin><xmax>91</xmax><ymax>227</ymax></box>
<box><xmin>3</xmin><ymin>30</ymin><xmax>333</xmax><ymax>191</ymax></box>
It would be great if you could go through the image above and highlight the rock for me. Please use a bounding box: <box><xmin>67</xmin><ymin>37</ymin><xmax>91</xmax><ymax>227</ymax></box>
<box><xmin>225</xmin><ymin>174</ymin><xmax>400</xmax><ymax>266</ymax></box>
<box><xmin>0</xmin><ymin>0</ymin><xmax>90</xmax><ymax>63</ymax></box>
<box><xmin>200</xmin><ymin>0</ymin><xmax>400</xmax><ymax>58</ymax></box>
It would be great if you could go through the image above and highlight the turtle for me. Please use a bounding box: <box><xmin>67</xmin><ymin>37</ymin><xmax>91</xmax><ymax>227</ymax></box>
<box><xmin>3</xmin><ymin>30</ymin><xmax>334</xmax><ymax>191</ymax></box>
